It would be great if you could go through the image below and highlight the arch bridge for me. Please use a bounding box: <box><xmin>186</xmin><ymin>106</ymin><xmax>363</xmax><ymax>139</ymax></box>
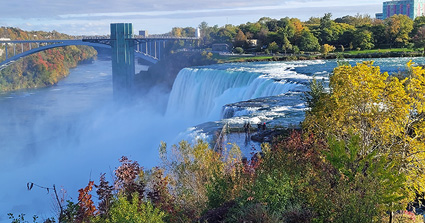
<box><xmin>0</xmin><ymin>23</ymin><xmax>198</xmax><ymax>98</ymax></box>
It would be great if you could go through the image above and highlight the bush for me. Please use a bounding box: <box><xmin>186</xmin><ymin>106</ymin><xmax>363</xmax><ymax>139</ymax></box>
<box><xmin>234</xmin><ymin>47</ymin><xmax>244</xmax><ymax>54</ymax></box>
<box><xmin>104</xmin><ymin>193</ymin><xmax>165</xmax><ymax>223</ymax></box>
<box><xmin>225</xmin><ymin>203</ymin><xmax>282</xmax><ymax>223</ymax></box>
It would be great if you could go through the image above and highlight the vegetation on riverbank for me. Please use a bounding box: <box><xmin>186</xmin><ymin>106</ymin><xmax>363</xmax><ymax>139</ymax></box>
<box><xmin>214</xmin><ymin>49</ymin><xmax>424</xmax><ymax>63</ymax></box>
<box><xmin>173</xmin><ymin>13</ymin><xmax>425</xmax><ymax>59</ymax></box>
<box><xmin>0</xmin><ymin>27</ymin><xmax>97</xmax><ymax>92</ymax></box>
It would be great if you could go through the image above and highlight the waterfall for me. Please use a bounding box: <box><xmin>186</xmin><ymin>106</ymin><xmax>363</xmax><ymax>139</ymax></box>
<box><xmin>166</xmin><ymin>66</ymin><xmax>301</xmax><ymax>122</ymax></box>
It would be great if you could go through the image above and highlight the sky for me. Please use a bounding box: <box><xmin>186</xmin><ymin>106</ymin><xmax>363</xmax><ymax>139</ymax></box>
<box><xmin>1</xmin><ymin>0</ymin><xmax>384</xmax><ymax>36</ymax></box>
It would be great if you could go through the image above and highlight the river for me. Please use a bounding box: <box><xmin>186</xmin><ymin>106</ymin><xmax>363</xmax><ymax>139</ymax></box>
<box><xmin>1</xmin><ymin>56</ymin><xmax>425</xmax><ymax>221</ymax></box>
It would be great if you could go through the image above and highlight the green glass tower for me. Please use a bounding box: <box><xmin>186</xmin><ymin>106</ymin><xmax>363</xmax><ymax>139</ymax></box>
<box><xmin>110</xmin><ymin>23</ymin><xmax>135</xmax><ymax>99</ymax></box>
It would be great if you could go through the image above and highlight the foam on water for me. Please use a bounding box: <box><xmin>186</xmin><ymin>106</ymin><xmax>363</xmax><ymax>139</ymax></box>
<box><xmin>166</xmin><ymin>65</ymin><xmax>303</xmax><ymax>122</ymax></box>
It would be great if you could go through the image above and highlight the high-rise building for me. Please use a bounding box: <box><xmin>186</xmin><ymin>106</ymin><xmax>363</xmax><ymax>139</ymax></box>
<box><xmin>377</xmin><ymin>0</ymin><xmax>425</xmax><ymax>19</ymax></box>
<box><xmin>138</xmin><ymin>30</ymin><xmax>148</xmax><ymax>37</ymax></box>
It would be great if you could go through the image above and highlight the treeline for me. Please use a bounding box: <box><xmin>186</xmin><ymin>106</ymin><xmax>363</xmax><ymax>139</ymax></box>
<box><xmin>172</xmin><ymin>13</ymin><xmax>425</xmax><ymax>54</ymax></box>
<box><xmin>21</xmin><ymin>62</ymin><xmax>425</xmax><ymax>222</ymax></box>
<box><xmin>0</xmin><ymin>27</ymin><xmax>97</xmax><ymax>91</ymax></box>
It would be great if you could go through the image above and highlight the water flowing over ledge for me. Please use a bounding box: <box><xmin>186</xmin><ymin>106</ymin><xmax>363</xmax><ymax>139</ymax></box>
<box><xmin>165</xmin><ymin>61</ymin><xmax>330</xmax><ymax>154</ymax></box>
<box><xmin>166</xmin><ymin>64</ymin><xmax>305</xmax><ymax>122</ymax></box>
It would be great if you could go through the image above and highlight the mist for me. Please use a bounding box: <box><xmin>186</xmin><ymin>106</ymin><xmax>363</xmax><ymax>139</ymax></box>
<box><xmin>0</xmin><ymin>58</ymin><xmax>198</xmax><ymax>221</ymax></box>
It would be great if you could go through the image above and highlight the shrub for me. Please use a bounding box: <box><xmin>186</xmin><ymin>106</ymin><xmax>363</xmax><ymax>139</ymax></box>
<box><xmin>234</xmin><ymin>47</ymin><xmax>244</xmax><ymax>54</ymax></box>
<box><xmin>105</xmin><ymin>193</ymin><xmax>165</xmax><ymax>223</ymax></box>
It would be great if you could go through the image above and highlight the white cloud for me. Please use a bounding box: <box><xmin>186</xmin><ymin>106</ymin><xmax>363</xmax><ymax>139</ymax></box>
<box><xmin>1</xmin><ymin>0</ymin><xmax>383</xmax><ymax>35</ymax></box>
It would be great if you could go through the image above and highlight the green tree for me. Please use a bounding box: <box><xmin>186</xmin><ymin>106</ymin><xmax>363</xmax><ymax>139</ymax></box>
<box><xmin>282</xmin><ymin>35</ymin><xmax>292</xmax><ymax>55</ymax></box>
<box><xmin>277</xmin><ymin>17</ymin><xmax>296</xmax><ymax>40</ymax></box>
<box><xmin>264</xmin><ymin>18</ymin><xmax>279</xmax><ymax>32</ymax></box>
<box><xmin>267</xmin><ymin>41</ymin><xmax>279</xmax><ymax>53</ymax></box>
<box><xmin>211</xmin><ymin>25</ymin><xmax>237</xmax><ymax>44</ymax></box>
<box><xmin>318</xmin><ymin>13</ymin><xmax>333</xmax><ymax>43</ymax></box>
<box><xmin>335</xmin><ymin>14</ymin><xmax>373</xmax><ymax>27</ymax></box>
<box><xmin>370</xmin><ymin>23</ymin><xmax>387</xmax><ymax>48</ymax></box>
<box><xmin>299</xmin><ymin>29</ymin><xmax>320</xmax><ymax>52</ymax></box>
<box><xmin>353</xmin><ymin>29</ymin><xmax>375</xmax><ymax>50</ymax></box>
<box><xmin>305</xmin><ymin>16</ymin><xmax>321</xmax><ymax>25</ymax></box>
<box><xmin>198</xmin><ymin>22</ymin><xmax>216</xmax><ymax>47</ymax></box>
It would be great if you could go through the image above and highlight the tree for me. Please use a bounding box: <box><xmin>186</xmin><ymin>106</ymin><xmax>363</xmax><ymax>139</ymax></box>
<box><xmin>412</xmin><ymin>26</ymin><xmax>425</xmax><ymax>53</ymax></box>
<box><xmin>243</xmin><ymin>22</ymin><xmax>262</xmax><ymax>36</ymax></box>
<box><xmin>370</xmin><ymin>23</ymin><xmax>387</xmax><ymax>48</ymax></box>
<box><xmin>320</xmin><ymin>44</ymin><xmax>335</xmax><ymax>56</ymax></box>
<box><xmin>318</xmin><ymin>13</ymin><xmax>333</xmax><ymax>43</ymax></box>
<box><xmin>76</xmin><ymin>181</ymin><xmax>97</xmax><ymax>222</ymax></box>
<box><xmin>257</xmin><ymin>27</ymin><xmax>269</xmax><ymax>46</ymax></box>
<box><xmin>234</xmin><ymin>30</ymin><xmax>247</xmax><ymax>47</ymax></box>
<box><xmin>234</xmin><ymin>47</ymin><xmax>244</xmax><ymax>54</ymax></box>
<box><xmin>293</xmin><ymin>45</ymin><xmax>300</xmax><ymax>54</ymax></box>
<box><xmin>267</xmin><ymin>41</ymin><xmax>279</xmax><ymax>53</ymax></box>
<box><xmin>277</xmin><ymin>17</ymin><xmax>296</xmax><ymax>40</ymax></box>
<box><xmin>353</xmin><ymin>29</ymin><xmax>375</xmax><ymax>50</ymax></box>
<box><xmin>412</xmin><ymin>16</ymin><xmax>425</xmax><ymax>37</ymax></box>
<box><xmin>303</xmin><ymin>61</ymin><xmax>425</xmax><ymax>206</ymax></box>
<box><xmin>385</xmin><ymin>14</ymin><xmax>414</xmax><ymax>47</ymax></box>
<box><xmin>305</xmin><ymin>16</ymin><xmax>321</xmax><ymax>25</ymax></box>
<box><xmin>211</xmin><ymin>25</ymin><xmax>237</xmax><ymax>44</ymax></box>
<box><xmin>335</xmin><ymin>14</ymin><xmax>372</xmax><ymax>27</ymax></box>
<box><xmin>290</xmin><ymin>18</ymin><xmax>304</xmax><ymax>43</ymax></box>
<box><xmin>299</xmin><ymin>29</ymin><xmax>320</xmax><ymax>52</ymax></box>
<box><xmin>198</xmin><ymin>22</ymin><xmax>215</xmax><ymax>47</ymax></box>
<box><xmin>265</xmin><ymin>18</ymin><xmax>279</xmax><ymax>32</ymax></box>
<box><xmin>282</xmin><ymin>35</ymin><xmax>292</xmax><ymax>55</ymax></box>
<box><xmin>317</xmin><ymin>16</ymin><xmax>355</xmax><ymax>46</ymax></box>
<box><xmin>171</xmin><ymin>27</ymin><xmax>182</xmax><ymax>37</ymax></box>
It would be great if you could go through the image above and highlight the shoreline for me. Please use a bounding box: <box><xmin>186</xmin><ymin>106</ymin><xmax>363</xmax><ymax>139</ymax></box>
<box><xmin>216</xmin><ymin>51</ymin><xmax>424</xmax><ymax>63</ymax></box>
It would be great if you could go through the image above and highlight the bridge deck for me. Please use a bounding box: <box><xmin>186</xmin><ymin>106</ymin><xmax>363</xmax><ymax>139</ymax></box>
<box><xmin>0</xmin><ymin>36</ymin><xmax>198</xmax><ymax>70</ymax></box>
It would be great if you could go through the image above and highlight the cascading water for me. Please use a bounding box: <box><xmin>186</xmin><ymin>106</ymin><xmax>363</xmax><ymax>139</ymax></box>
<box><xmin>166</xmin><ymin>66</ymin><xmax>302</xmax><ymax>122</ymax></box>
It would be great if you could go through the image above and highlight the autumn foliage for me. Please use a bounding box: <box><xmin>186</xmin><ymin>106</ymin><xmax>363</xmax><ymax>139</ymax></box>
<box><xmin>76</xmin><ymin>181</ymin><xmax>96</xmax><ymax>223</ymax></box>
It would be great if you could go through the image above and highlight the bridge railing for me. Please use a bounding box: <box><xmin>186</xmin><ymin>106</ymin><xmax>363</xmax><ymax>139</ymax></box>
<box><xmin>0</xmin><ymin>35</ymin><xmax>199</xmax><ymax>68</ymax></box>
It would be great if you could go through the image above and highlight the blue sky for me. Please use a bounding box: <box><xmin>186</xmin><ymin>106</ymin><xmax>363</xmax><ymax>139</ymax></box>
<box><xmin>1</xmin><ymin>0</ymin><xmax>383</xmax><ymax>36</ymax></box>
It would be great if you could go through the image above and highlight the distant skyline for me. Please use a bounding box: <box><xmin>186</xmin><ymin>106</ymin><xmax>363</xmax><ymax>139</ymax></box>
<box><xmin>1</xmin><ymin>0</ymin><xmax>383</xmax><ymax>36</ymax></box>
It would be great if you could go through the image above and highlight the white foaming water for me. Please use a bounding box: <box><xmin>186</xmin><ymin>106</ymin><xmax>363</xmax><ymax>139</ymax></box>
<box><xmin>166</xmin><ymin>66</ymin><xmax>301</xmax><ymax>122</ymax></box>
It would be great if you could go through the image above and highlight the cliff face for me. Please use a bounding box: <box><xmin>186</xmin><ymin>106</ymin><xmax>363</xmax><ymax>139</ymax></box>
<box><xmin>134</xmin><ymin>51</ymin><xmax>216</xmax><ymax>94</ymax></box>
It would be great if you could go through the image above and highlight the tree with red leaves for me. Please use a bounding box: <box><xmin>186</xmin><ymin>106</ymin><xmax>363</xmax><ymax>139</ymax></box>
<box><xmin>76</xmin><ymin>181</ymin><xmax>96</xmax><ymax>223</ymax></box>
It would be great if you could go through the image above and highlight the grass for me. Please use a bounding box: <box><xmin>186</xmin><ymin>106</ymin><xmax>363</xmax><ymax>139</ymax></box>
<box><xmin>344</xmin><ymin>48</ymin><xmax>415</xmax><ymax>55</ymax></box>
<box><xmin>211</xmin><ymin>48</ymin><xmax>423</xmax><ymax>63</ymax></box>
<box><xmin>214</xmin><ymin>54</ymin><xmax>275</xmax><ymax>63</ymax></box>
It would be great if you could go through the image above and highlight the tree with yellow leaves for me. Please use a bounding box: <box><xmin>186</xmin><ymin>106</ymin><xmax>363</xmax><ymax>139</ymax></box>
<box><xmin>304</xmin><ymin>61</ymin><xmax>425</xmax><ymax>208</ymax></box>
